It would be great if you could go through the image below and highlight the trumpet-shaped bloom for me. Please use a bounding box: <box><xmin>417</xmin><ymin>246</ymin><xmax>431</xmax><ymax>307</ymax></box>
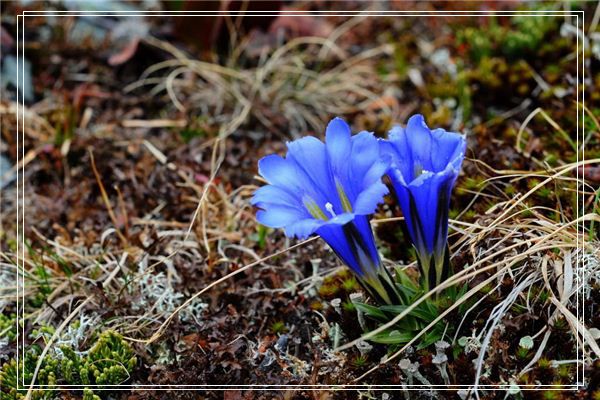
<box><xmin>252</xmin><ymin>118</ymin><xmax>400</xmax><ymax>304</ymax></box>
<box><xmin>380</xmin><ymin>114</ymin><xmax>466</xmax><ymax>291</ymax></box>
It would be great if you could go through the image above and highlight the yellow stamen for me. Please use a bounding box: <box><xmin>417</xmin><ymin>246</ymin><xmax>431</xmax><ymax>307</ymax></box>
<box><xmin>414</xmin><ymin>161</ymin><xmax>423</xmax><ymax>178</ymax></box>
<box><xmin>303</xmin><ymin>196</ymin><xmax>328</xmax><ymax>221</ymax></box>
<box><xmin>336</xmin><ymin>179</ymin><xmax>353</xmax><ymax>213</ymax></box>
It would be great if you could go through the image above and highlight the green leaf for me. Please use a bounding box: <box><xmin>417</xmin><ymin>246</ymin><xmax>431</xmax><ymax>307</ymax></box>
<box><xmin>378</xmin><ymin>304</ymin><xmax>409</xmax><ymax>314</ymax></box>
<box><xmin>369</xmin><ymin>329</ymin><xmax>415</xmax><ymax>345</ymax></box>
<box><xmin>353</xmin><ymin>302</ymin><xmax>388</xmax><ymax>321</ymax></box>
<box><xmin>396</xmin><ymin>283</ymin><xmax>418</xmax><ymax>301</ymax></box>
<box><xmin>394</xmin><ymin>267</ymin><xmax>419</xmax><ymax>291</ymax></box>
<box><xmin>416</xmin><ymin>323</ymin><xmax>446</xmax><ymax>350</ymax></box>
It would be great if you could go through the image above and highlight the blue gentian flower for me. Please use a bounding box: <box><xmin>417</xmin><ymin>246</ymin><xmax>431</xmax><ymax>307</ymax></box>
<box><xmin>380</xmin><ymin>114</ymin><xmax>466</xmax><ymax>291</ymax></box>
<box><xmin>252</xmin><ymin>118</ymin><xmax>401</xmax><ymax>305</ymax></box>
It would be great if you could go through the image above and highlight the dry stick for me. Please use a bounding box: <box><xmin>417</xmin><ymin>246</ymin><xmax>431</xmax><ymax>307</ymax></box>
<box><xmin>516</xmin><ymin>107</ymin><xmax>575</xmax><ymax>153</ymax></box>
<box><xmin>317</xmin><ymin>14</ymin><xmax>368</xmax><ymax>61</ymax></box>
<box><xmin>165</xmin><ymin>66</ymin><xmax>188</xmax><ymax>112</ymax></box>
<box><xmin>519</xmin><ymin>258</ymin><xmax>573</xmax><ymax>377</ymax></box>
<box><xmin>540</xmin><ymin>257</ymin><xmax>600</xmax><ymax>357</ymax></box>
<box><xmin>89</xmin><ymin>150</ymin><xmax>127</xmax><ymax>246</ymax></box>
<box><xmin>127</xmin><ymin>237</ymin><xmax>318</xmax><ymax>345</ymax></box>
<box><xmin>472</xmin><ymin>273</ymin><xmax>539</xmax><ymax>398</ymax></box>
<box><xmin>114</xmin><ymin>185</ymin><xmax>129</xmax><ymax>237</ymax></box>
<box><xmin>590</xmin><ymin>0</ymin><xmax>600</xmax><ymax>34</ymax></box>
<box><xmin>142</xmin><ymin>36</ymin><xmax>251</xmax><ymax>82</ymax></box>
<box><xmin>470</xmin><ymin>157</ymin><xmax>600</xmax><ymax>180</ymax></box>
<box><xmin>339</xmin><ymin>213</ymin><xmax>597</xmax><ymax>353</ymax></box>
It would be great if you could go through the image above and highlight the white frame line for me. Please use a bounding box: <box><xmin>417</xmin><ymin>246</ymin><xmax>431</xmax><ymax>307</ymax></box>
<box><xmin>15</xmin><ymin>8</ymin><xmax>585</xmax><ymax>392</ymax></box>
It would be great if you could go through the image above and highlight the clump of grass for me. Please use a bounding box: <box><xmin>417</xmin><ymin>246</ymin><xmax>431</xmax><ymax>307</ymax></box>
<box><xmin>132</xmin><ymin>31</ymin><xmax>398</xmax><ymax>141</ymax></box>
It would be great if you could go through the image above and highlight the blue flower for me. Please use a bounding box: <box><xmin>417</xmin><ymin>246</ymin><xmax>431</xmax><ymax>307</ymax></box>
<box><xmin>380</xmin><ymin>114</ymin><xmax>466</xmax><ymax>291</ymax></box>
<box><xmin>252</xmin><ymin>118</ymin><xmax>400</xmax><ymax>305</ymax></box>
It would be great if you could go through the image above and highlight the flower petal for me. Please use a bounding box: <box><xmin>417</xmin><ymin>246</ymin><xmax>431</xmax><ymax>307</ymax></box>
<box><xmin>251</xmin><ymin>185</ymin><xmax>300</xmax><ymax>208</ymax></box>
<box><xmin>256</xmin><ymin>205</ymin><xmax>304</xmax><ymax>228</ymax></box>
<box><xmin>405</xmin><ymin>114</ymin><xmax>433</xmax><ymax>172</ymax></box>
<box><xmin>430</xmin><ymin>128</ymin><xmax>467</xmax><ymax>173</ymax></box>
<box><xmin>325</xmin><ymin>117</ymin><xmax>352</xmax><ymax>175</ymax></box>
<box><xmin>362</xmin><ymin>157</ymin><xmax>390</xmax><ymax>188</ymax></box>
<box><xmin>406</xmin><ymin>168</ymin><xmax>457</xmax><ymax>252</ymax></box>
<box><xmin>353</xmin><ymin>181</ymin><xmax>389</xmax><ymax>215</ymax></box>
<box><xmin>258</xmin><ymin>154</ymin><xmax>300</xmax><ymax>189</ymax></box>
<box><xmin>381</xmin><ymin>127</ymin><xmax>414</xmax><ymax>183</ymax></box>
<box><xmin>350</xmin><ymin>131</ymin><xmax>380</xmax><ymax>183</ymax></box>
<box><xmin>286</xmin><ymin>136</ymin><xmax>333</xmax><ymax>193</ymax></box>
<box><xmin>285</xmin><ymin>218</ymin><xmax>324</xmax><ymax>239</ymax></box>
<box><xmin>317</xmin><ymin>223</ymin><xmax>362</xmax><ymax>275</ymax></box>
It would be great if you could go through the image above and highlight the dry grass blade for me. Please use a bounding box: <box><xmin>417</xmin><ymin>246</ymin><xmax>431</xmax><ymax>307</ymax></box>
<box><xmin>345</xmin><ymin>213</ymin><xmax>598</xmax><ymax>381</ymax></box>
<box><xmin>541</xmin><ymin>256</ymin><xmax>600</xmax><ymax>357</ymax></box>
<box><xmin>89</xmin><ymin>150</ymin><xmax>127</xmax><ymax>246</ymax></box>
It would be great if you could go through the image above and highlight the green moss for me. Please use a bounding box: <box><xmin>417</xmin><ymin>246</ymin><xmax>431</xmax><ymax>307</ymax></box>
<box><xmin>462</xmin><ymin>210</ymin><xmax>477</xmax><ymax>222</ymax></box>
<box><xmin>83</xmin><ymin>389</ymin><xmax>101</xmax><ymax>400</ymax></box>
<box><xmin>86</xmin><ymin>331</ymin><xmax>137</xmax><ymax>386</ymax></box>
<box><xmin>541</xmin><ymin>390</ymin><xmax>560</xmax><ymax>400</ymax></box>
<box><xmin>342</xmin><ymin>301</ymin><xmax>355</xmax><ymax>313</ymax></box>
<box><xmin>537</xmin><ymin>186</ymin><xmax>553</xmax><ymax>199</ymax></box>
<box><xmin>510</xmin><ymin>303</ymin><xmax>528</xmax><ymax>315</ymax></box>
<box><xmin>0</xmin><ymin>314</ymin><xmax>17</xmax><ymax>343</ymax></box>
<box><xmin>449</xmin><ymin>208</ymin><xmax>460</xmax><ymax>220</ymax></box>
<box><xmin>0</xmin><ymin>349</ymin><xmax>51</xmax><ymax>400</ymax></box>
<box><xmin>520</xmin><ymin>206</ymin><xmax>534</xmax><ymax>219</ymax></box>
<box><xmin>179</xmin><ymin>127</ymin><xmax>206</xmax><ymax>143</ymax></box>
<box><xmin>516</xmin><ymin>346</ymin><xmax>530</xmax><ymax>360</ymax></box>
<box><xmin>270</xmin><ymin>321</ymin><xmax>287</xmax><ymax>334</ymax></box>
<box><xmin>552</xmin><ymin>317</ymin><xmax>568</xmax><ymax>331</ymax></box>
<box><xmin>352</xmin><ymin>355</ymin><xmax>368</xmax><ymax>368</ymax></box>
<box><xmin>0</xmin><ymin>330</ymin><xmax>136</xmax><ymax>399</ymax></box>
<box><xmin>457</xmin><ymin>13</ymin><xmax>557</xmax><ymax>62</ymax></box>
<box><xmin>504</xmin><ymin>184</ymin><xmax>517</xmax><ymax>197</ymax></box>
<box><xmin>537</xmin><ymin>357</ymin><xmax>552</xmax><ymax>370</ymax></box>
<box><xmin>342</xmin><ymin>277</ymin><xmax>359</xmax><ymax>292</ymax></box>
<box><xmin>393</xmin><ymin>42</ymin><xmax>409</xmax><ymax>77</ymax></box>
<box><xmin>462</xmin><ymin>176</ymin><xmax>485</xmax><ymax>191</ymax></box>
<box><xmin>318</xmin><ymin>283</ymin><xmax>339</xmax><ymax>298</ymax></box>
<box><xmin>479</xmin><ymin>283</ymin><xmax>494</xmax><ymax>295</ymax></box>
<box><xmin>557</xmin><ymin>364</ymin><xmax>571</xmax><ymax>379</ymax></box>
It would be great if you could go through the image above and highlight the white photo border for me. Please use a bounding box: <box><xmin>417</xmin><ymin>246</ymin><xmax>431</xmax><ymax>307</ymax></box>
<box><xmin>15</xmin><ymin>8</ymin><xmax>586</xmax><ymax>392</ymax></box>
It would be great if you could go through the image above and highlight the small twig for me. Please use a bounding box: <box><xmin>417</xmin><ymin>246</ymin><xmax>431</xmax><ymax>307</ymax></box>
<box><xmin>121</xmin><ymin>119</ymin><xmax>187</xmax><ymax>128</ymax></box>
<box><xmin>114</xmin><ymin>185</ymin><xmax>129</xmax><ymax>238</ymax></box>
<box><xmin>89</xmin><ymin>149</ymin><xmax>127</xmax><ymax>246</ymax></box>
